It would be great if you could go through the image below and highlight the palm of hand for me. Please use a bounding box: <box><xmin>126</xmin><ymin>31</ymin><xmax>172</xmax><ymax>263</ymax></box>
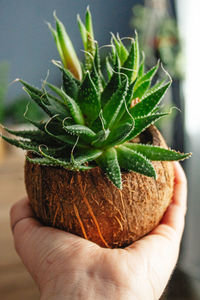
<box><xmin>11</xmin><ymin>162</ymin><xmax>186</xmax><ymax>300</ymax></box>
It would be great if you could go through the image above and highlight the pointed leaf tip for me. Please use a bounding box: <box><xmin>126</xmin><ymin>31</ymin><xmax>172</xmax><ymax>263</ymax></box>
<box><xmin>97</xmin><ymin>148</ymin><xmax>122</xmax><ymax>189</ymax></box>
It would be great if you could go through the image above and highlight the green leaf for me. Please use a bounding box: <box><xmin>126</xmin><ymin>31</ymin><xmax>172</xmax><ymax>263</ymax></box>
<box><xmin>130</xmin><ymin>82</ymin><xmax>171</xmax><ymax>118</ymax></box>
<box><xmin>26</xmin><ymin>156</ymin><xmax>93</xmax><ymax>170</ymax></box>
<box><xmin>74</xmin><ymin>148</ymin><xmax>102</xmax><ymax>164</ymax></box>
<box><xmin>115</xmin><ymin>81</ymin><xmax>135</xmax><ymax>123</ymax></box>
<box><xmin>26</xmin><ymin>156</ymin><xmax>59</xmax><ymax>167</ymax></box>
<box><xmin>138</xmin><ymin>52</ymin><xmax>145</xmax><ymax>77</ymax></box>
<box><xmin>97</xmin><ymin>148</ymin><xmax>122</xmax><ymax>189</ymax></box>
<box><xmin>124</xmin><ymin>143</ymin><xmax>192</xmax><ymax>161</ymax></box>
<box><xmin>2</xmin><ymin>135</ymin><xmax>40</xmax><ymax>153</ymax></box>
<box><xmin>85</xmin><ymin>6</ymin><xmax>94</xmax><ymax>42</ymax></box>
<box><xmin>134</xmin><ymin>63</ymin><xmax>159</xmax><ymax>91</ymax></box>
<box><xmin>52</xmin><ymin>60</ymin><xmax>79</xmax><ymax>99</ymax></box>
<box><xmin>2</xmin><ymin>133</ymin><xmax>68</xmax><ymax>157</ymax></box>
<box><xmin>122</xmin><ymin>33</ymin><xmax>139</xmax><ymax>83</ymax></box>
<box><xmin>143</xmin><ymin>78</ymin><xmax>167</xmax><ymax>98</ymax></box>
<box><xmin>106</xmin><ymin>57</ymin><xmax>113</xmax><ymax>80</ymax></box>
<box><xmin>117</xmin><ymin>145</ymin><xmax>156</xmax><ymax>178</ymax></box>
<box><xmin>101</xmin><ymin>55</ymin><xmax>121</xmax><ymax>106</ymax></box>
<box><xmin>19</xmin><ymin>80</ymin><xmax>44</xmax><ymax>98</ymax></box>
<box><xmin>77</xmin><ymin>71</ymin><xmax>100</xmax><ymax>124</ymax></box>
<box><xmin>106</xmin><ymin>122</ymin><xmax>134</xmax><ymax>147</ymax></box>
<box><xmin>91</xmin><ymin>129</ymin><xmax>110</xmax><ymax>147</ymax></box>
<box><xmin>124</xmin><ymin>112</ymin><xmax>169</xmax><ymax>142</ymax></box>
<box><xmin>22</xmin><ymin>80</ymin><xmax>66</xmax><ymax>116</ymax></box>
<box><xmin>90</xmin><ymin>49</ymin><xmax>102</xmax><ymax>93</ymax></box>
<box><xmin>111</xmin><ymin>33</ymin><xmax>129</xmax><ymax>65</ymax></box>
<box><xmin>0</xmin><ymin>62</ymin><xmax>9</xmax><ymax>123</ymax></box>
<box><xmin>77</xmin><ymin>14</ymin><xmax>87</xmax><ymax>49</ymax></box>
<box><xmin>47</xmin><ymin>82</ymin><xmax>84</xmax><ymax>125</ymax></box>
<box><xmin>23</xmin><ymin>88</ymin><xmax>53</xmax><ymax>116</ymax></box>
<box><xmin>54</xmin><ymin>12</ymin><xmax>82</xmax><ymax>80</ymax></box>
<box><xmin>44</xmin><ymin>119</ymin><xmax>86</xmax><ymax>147</ymax></box>
<box><xmin>77</xmin><ymin>8</ymin><xmax>96</xmax><ymax>70</ymax></box>
<box><xmin>47</xmin><ymin>22</ymin><xmax>64</xmax><ymax>63</ymax></box>
<box><xmin>102</xmin><ymin>77</ymin><xmax>129</xmax><ymax>129</ymax></box>
<box><xmin>39</xmin><ymin>146</ymin><xmax>96</xmax><ymax>170</ymax></box>
<box><xmin>93</xmin><ymin>43</ymin><xmax>101</xmax><ymax>75</ymax></box>
<box><xmin>63</xmin><ymin>124</ymin><xmax>96</xmax><ymax>142</ymax></box>
<box><xmin>94</xmin><ymin>122</ymin><xmax>134</xmax><ymax>148</ymax></box>
<box><xmin>45</xmin><ymin>93</ymin><xmax>70</xmax><ymax>120</ymax></box>
<box><xmin>132</xmin><ymin>80</ymin><xmax>150</xmax><ymax>100</ymax></box>
<box><xmin>23</xmin><ymin>83</ymin><xmax>69</xmax><ymax>120</ymax></box>
<box><xmin>3</xmin><ymin>127</ymin><xmax>58</xmax><ymax>146</ymax></box>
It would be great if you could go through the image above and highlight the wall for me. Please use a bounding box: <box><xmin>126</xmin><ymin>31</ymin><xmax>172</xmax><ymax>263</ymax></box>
<box><xmin>0</xmin><ymin>0</ymin><xmax>139</xmax><ymax>102</ymax></box>
<box><xmin>176</xmin><ymin>0</ymin><xmax>200</xmax><ymax>279</ymax></box>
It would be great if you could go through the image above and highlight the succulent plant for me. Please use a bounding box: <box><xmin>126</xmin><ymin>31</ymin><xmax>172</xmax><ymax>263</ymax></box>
<box><xmin>2</xmin><ymin>7</ymin><xmax>190</xmax><ymax>190</ymax></box>
<box><xmin>1</xmin><ymin>7</ymin><xmax>192</xmax><ymax>248</ymax></box>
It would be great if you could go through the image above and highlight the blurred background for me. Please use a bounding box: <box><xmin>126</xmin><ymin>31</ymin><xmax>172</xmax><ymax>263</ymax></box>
<box><xmin>0</xmin><ymin>0</ymin><xmax>199</xmax><ymax>299</ymax></box>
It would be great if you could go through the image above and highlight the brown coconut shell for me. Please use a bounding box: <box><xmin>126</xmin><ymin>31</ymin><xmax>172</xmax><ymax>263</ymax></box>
<box><xmin>25</xmin><ymin>126</ymin><xmax>174</xmax><ymax>248</ymax></box>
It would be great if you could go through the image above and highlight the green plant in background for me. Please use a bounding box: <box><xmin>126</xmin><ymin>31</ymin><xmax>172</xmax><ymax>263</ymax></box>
<box><xmin>131</xmin><ymin>0</ymin><xmax>183</xmax><ymax>79</ymax></box>
<box><xmin>5</xmin><ymin>97</ymin><xmax>45</xmax><ymax>125</ymax></box>
<box><xmin>2</xmin><ymin>7</ymin><xmax>190</xmax><ymax>189</ymax></box>
<box><xmin>0</xmin><ymin>62</ymin><xmax>9</xmax><ymax>123</ymax></box>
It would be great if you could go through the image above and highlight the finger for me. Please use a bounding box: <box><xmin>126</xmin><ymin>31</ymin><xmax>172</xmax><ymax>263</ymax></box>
<box><xmin>127</xmin><ymin>162</ymin><xmax>188</xmax><ymax>250</ymax></box>
<box><xmin>125</xmin><ymin>163</ymin><xmax>188</xmax><ymax>299</ymax></box>
<box><xmin>173</xmin><ymin>161</ymin><xmax>187</xmax><ymax>209</ymax></box>
<box><xmin>10</xmin><ymin>197</ymin><xmax>40</xmax><ymax>233</ymax></box>
<box><xmin>159</xmin><ymin>162</ymin><xmax>187</xmax><ymax>238</ymax></box>
<box><xmin>10</xmin><ymin>198</ymin><xmax>45</xmax><ymax>280</ymax></box>
<box><xmin>10</xmin><ymin>198</ymin><xmax>98</xmax><ymax>284</ymax></box>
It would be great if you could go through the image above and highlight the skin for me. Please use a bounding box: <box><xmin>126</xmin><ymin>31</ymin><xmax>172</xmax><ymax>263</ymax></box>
<box><xmin>10</xmin><ymin>162</ymin><xmax>187</xmax><ymax>300</ymax></box>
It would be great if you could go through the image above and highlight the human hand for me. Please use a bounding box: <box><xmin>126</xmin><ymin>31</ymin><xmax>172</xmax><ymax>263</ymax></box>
<box><xmin>10</xmin><ymin>162</ymin><xmax>187</xmax><ymax>300</ymax></box>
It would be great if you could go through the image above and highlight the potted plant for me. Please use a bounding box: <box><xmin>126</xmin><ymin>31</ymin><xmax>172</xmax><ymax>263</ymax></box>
<box><xmin>2</xmin><ymin>8</ymin><xmax>191</xmax><ymax>248</ymax></box>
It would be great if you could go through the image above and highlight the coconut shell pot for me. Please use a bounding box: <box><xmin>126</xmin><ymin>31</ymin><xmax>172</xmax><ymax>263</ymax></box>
<box><xmin>25</xmin><ymin>126</ymin><xmax>174</xmax><ymax>248</ymax></box>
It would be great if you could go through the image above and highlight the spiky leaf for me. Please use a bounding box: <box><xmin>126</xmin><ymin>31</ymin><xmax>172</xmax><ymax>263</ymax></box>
<box><xmin>122</xmin><ymin>34</ymin><xmax>139</xmax><ymax>83</ymax></box>
<box><xmin>102</xmin><ymin>77</ymin><xmax>128</xmax><ymax>129</ymax></box>
<box><xmin>74</xmin><ymin>148</ymin><xmax>102</xmax><ymax>164</ymax></box>
<box><xmin>117</xmin><ymin>145</ymin><xmax>156</xmax><ymax>178</ymax></box>
<box><xmin>3</xmin><ymin>127</ymin><xmax>58</xmax><ymax>146</ymax></box>
<box><xmin>47</xmin><ymin>82</ymin><xmax>84</xmax><ymax>125</ymax></box>
<box><xmin>124</xmin><ymin>112</ymin><xmax>169</xmax><ymax>142</ymax></box>
<box><xmin>130</xmin><ymin>82</ymin><xmax>171</xmax><ymax>118</ymax></box>
<box><xmin>54</xmin><ymin>12</ymin><xmax>82</xmax><ymax>80</ymax></box>
<box><xmin>93</xmin><ymin>122</ymin><xmax>134</xmax><ymax>148</ymax></box>
<box><xmin>97</xmin><ymin>148</ymin><xmax>122</xmax><ymax>189</ymax></box>
<box><xmin>101</xmin><ymin>55</ymin><xmax>121</xmax><ymax>106</ymax></box>
<box><xmin>124</xmin><ymin>143</ymin><xmax>192</xmax><ymax>161</ymax></box>
<box><xmin>63</xmin><ymin>124</ymin><xmax>96</xmax><ymax>142</ymax></box>
<box><xmin>52</xmin><ymin>60</ymin><xmax>79</xmax><ymax>99</ymax></box>
<box><xmin>132</xmin><ymin>80</ymin><xmax>150</xmax><ymax>100</ymax></box>
<box><xmin>111</xmin><ymin>33</ymin><xmax>129</xmax><ymax>65</ymax></box>
<box><xmin>134</xmin><ymin>63</ymin><xmax>159</xmax><ymax>91</ymax></box>
<box><xmin>77</xmin><ymin>71</ymin><xmax>100</xmax><ymax>124</ymax></box>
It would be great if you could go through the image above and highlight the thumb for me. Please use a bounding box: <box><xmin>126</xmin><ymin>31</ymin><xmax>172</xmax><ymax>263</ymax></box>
<box><xmin>10</xmin><ymin>198</ymin><xmax>45</xmax><ymax>283</ymax></box>
<box><xmin>10</xmin><ymin>197</ymin><xmax>94</xmax><ymax>288</ymax></box>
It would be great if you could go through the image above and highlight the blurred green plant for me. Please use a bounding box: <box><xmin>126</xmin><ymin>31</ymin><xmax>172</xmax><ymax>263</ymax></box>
<box><xmin>0</xmin><ymin>62</ymin><xmax>9</xmax><ymax>123</ymax></box>
<box><xmin>5</xmin><ymin>97</ymin><xmax>45</xmax><ymax>125</ymax></box>
<box><xmin>131</xmin><ymin>1</ymin><xmax>183</xmax><ymax>79</ymax></box>
<box><xmin>0</xmin><ymin>62</ymin><xmax>45</xmax><ymax>125</ymax></box>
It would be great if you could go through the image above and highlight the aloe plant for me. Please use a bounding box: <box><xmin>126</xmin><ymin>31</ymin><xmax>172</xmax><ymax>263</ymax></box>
<box><xmin>2</xmin><ymin>8</ymin><xmax>191</xmax><ymax>189</ymax></box>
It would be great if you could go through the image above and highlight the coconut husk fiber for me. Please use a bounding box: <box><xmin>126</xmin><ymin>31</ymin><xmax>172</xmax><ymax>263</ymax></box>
<box><xmin>25</xmin><ymin>126</ymin><xmax>174</xmax><ymax>248</ymax></box>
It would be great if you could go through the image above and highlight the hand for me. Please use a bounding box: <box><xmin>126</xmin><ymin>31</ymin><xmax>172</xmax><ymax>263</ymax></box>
<box><xmin>10</xmin><ymin>162</ymin><xmax>187</xmax><ymax>300</ymax></box>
